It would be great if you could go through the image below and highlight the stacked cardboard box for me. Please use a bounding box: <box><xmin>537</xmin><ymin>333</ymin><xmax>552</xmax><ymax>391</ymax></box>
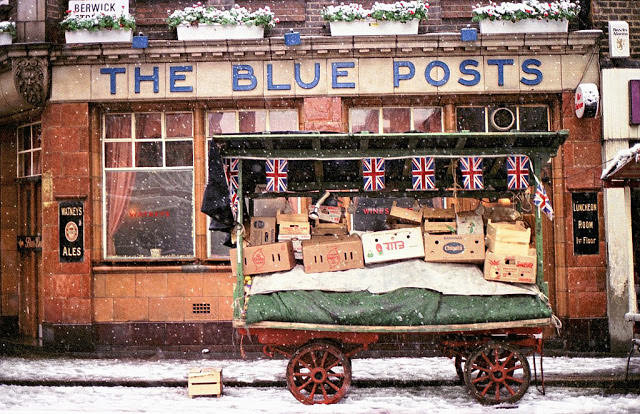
<box><xmin>485</xmin><ymin>220</ymin><xmax>531</xmax><ymax>256</ymax></box>
<box><xmin>302</xmin><ymin>235</ymin><xmax>364</xmax><ymax>273</ymax></box>
<box><xmin>230</xmin><ymin>241</ymin><xmax>296</xmax><ymax>276</ymax></box>
<box><xmin>424</xmin><ymin>233</ymin><xmax>485</xmax><ymax>263</ymax></box>
<box><xmin>423</xmin><ymin>207</ymin><xmax>457</xmax><ymax>234</ymax></box>
<box><xmin>361</xmin><ymin>227</ymin><xmax>425</xmax><ymax>264</ymax></box>
<box><xmin>483</xmin><ymin>220</ymin><xmax>536</xmax><ymax>284</ymax></box>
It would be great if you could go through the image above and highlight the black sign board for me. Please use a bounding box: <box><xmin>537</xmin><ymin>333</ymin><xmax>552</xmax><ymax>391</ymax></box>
<box><xmin>353</xmin><ymin>197</ymin><xmax>431</xmax><ymax>232</ymax></box>
<box><xmin>17</xmin><ymin>235</ymin><xmax>42</xmax><ymax>251</ymax></box>
<box><xmin>572</xmin><ymin>192</ymin><xmax>599</xmax><ymax>255</ymax></box>
<box><xmin>59</xmin><ymin>200</ymin><xmax>84</xmax><ymax>262</ymax></box>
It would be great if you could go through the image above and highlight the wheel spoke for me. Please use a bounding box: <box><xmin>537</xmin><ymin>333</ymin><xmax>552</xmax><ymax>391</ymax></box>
<box><xmin>297</xmin><ymin>378</ymin><xmax>313</xmax><ymax>392</ymax></box>
<box><xmin>472</xmin><ymin>374</ymin><xmax>490</xmax><ymax>384</ymax></box>
<box><xmin>309</xmin><ymin>383</ymin><xmax>317</xmax><ymax>400</ymax></box>
<box><xmin>495</xmin><ymin>382</ymin><xmax>501</xmax><ymax>402</ymax></box>
<box><xmin>327</xmin><ymin>371</ymin><xmax>344</xmax><ymax>379</ymax></box>
<box><xmin>501</xmin><ymin>353</ymin><xmax>514</xmax><ymax>369</ymax></box>
<box><xmin>504</xmin><ymin>382</ymin><xmax>517</xmax><ymax>396</ymax></box>
<box><xmin>505</xmin><ymin>375</ymin><xmax>524</xmax><ymax>384</ymax></box>
<box><xmin>470</xmin><ymin>363</ymin><xmax>490</xmax><ymax>373</ymax></box>
<box><xmin>326</xmin><ymin>380</ymin><xmax>341</xmax><ymax>392</ymax></box>
<box><xmin>310</xmin><ymin>351</ymin><xmax>318</xmax><ymax>368</ymax></box>
<box><xmin>481</xmin><ymin>352</ymin><xmax>493</xmax><ymax>367</ymax></box>
<box><xmin>298</xmin><ymin>359</ymin><xmax>312</xmax><ymax>371</ymax></box>
<box><xmin>480</xmin><ymin>382</ymin><xmax>492</xmax><ymax>397</ymax></box>
<box><xmin>320</xmin><ymin>350</ymin><xmax>329</xmax><ymax>368</ymax></box>
<box><xmin>505</xmin><ymin>364</ymin><xmax>523</xmax><ymax>374</ymax></box>
<box><xmin>292</xmin><ymin>372</ymin><xmax>310</xmax><ymax>378</ymax></box>
<box><xmin>320</xmin><ymin>384</ymin><xmax>329</xmax><ymax>400</ymax></box>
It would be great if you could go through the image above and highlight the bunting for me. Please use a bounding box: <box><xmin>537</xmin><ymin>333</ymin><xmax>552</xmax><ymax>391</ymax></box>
<box><xmin>460</xmin><ymin>157</ymin><xmax>484</xmax><ymax>190</ymax></box>
<box><xmin>266</xmin><ymin>159</ymin><xmax>288</xmax><ymax>193</ymax></box>
<box><xmin>362</xmin><ymin>157</ymin><xmax>385</xmax><ymax>191</ymax></box>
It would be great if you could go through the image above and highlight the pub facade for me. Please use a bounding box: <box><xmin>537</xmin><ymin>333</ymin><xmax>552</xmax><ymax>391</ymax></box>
<box><xmin>0</xmin><ymin>0</ymin><xmax>610</xmax><ymax>352</ymax></box>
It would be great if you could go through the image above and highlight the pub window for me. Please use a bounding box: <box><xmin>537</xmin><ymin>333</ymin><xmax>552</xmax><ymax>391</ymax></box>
<box><xmin>16</xmin><ymin>122</ymin><xmax>42</xmax><ymax>178</ymax></box>
<box><xmin>349</xmin><ymin>107</ymin><xmax>443</xmax><ymax>133</ymax></box>
<box><xmin>206</xmin><ymin>109</ymin><xmax>299</xmax><ymax>257</ymax></box>
<box><xmin>456</xmin><ymin>105</ymin><xmax>549</xmax><ymax>132</ymax></box>
<box><xmin>102</xmin><ymin>112</ymin><xmax>194</xmax><ymax>259</ymax></box>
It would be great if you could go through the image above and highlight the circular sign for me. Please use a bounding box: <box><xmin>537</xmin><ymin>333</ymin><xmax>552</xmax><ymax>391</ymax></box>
<box><xmin>490</xmin><ymin>107</ymin><xmax>515</xmax><ymax>131</ymax></box>
<box><xmin>64</xmin><ymin>221</ymin><xmax>79</xmax><ymax>242</ymax></box>
<box><xmin>575</xmin><ymin>83</ymin><xmax>599</xmax><ymax>119</ymax></box>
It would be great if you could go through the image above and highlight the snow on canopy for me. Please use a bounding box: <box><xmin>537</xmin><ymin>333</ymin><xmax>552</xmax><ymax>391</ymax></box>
<box><xmin>601</xmin><ymin>143</ymin><xmax>640</xmax><ymax>180</ymax></box>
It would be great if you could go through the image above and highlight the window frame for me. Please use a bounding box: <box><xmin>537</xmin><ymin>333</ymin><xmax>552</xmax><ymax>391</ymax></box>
<box><xmin>16</xmin><ymin>121</ymin><xmax>42</xmax><ymax>178</ymax></box>
<box><xmin>101</xmin><ymin>111</ymin><xmax>196</xmax><ymax>260</ymax></box>
<box><xmin>348</xmin><ymin>106</ymin><xmax>444</xmax><ymax>133</ymax></box>
<box><xmin>455</xmin><ymin>105</ymin><xmax>550</xmax><ymax>132</ymax></box>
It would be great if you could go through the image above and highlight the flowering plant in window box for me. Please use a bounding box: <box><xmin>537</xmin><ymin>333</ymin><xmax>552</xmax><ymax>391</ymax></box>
<box><xmin>60</xmin><ymin>10</ymin><xmax>136</xmax><ymax>44</ymax></box>
<box><xmin>0</xmin><ymin>21</ymin><xmax>15</xmax><ymax>45</ymax></box>
<box><xmin>322</xmin><ymin>1</ymin><xmax>429</xmax><ymax>36</ymax></box>
<box><xmin>167</xmin><ymin>3</ymin><xmax>278</xmax><ymax>40</ymax></box>
<box><xmin>472</xmin><ymin>1</ymin><xmax>580</xmax><ymax>34</ymax></box>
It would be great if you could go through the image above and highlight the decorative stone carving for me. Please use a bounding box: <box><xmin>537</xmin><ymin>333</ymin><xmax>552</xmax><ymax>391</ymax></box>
<box><xmin>13</xmin><ymin>57</ymin><xmax>49</xmax><ymax>107</ymax></box>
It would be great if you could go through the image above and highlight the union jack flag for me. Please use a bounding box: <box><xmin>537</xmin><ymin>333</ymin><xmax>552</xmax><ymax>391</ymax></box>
<box><xmin>362</xmin><ymin>157</ymin><xmax>385</xmax><ymax>191</ymax></box>
<box><xmin>506</xmin><ymin>155</ymin><xmax>530</xmax><ymax>190</ymax></box>
<box><xmin>224</xmin><ymin>158</ymin><xmax>239</xmax><ymax>190</ymax></box>
<box><xmin>533</xmin><ymin>177</ymin><xmax>554</xmax><ymax>220</ymax></box>
<box><xmin>228</xmin><ymin>186</ymin><xmax>238</xmax><ymax>218</ymax></box>
<box><xmin>411</xmin><ymin>156</ymin><xmax>436</xmax><ymax>190</ymax></box>
<box><xmin>266</xmin><ymin>159</ymin><xmax>288</xmax><ymax>193</ymax></box>
<box><xmin>459</xmin><ymin>157</ymin><xmax>484</xmax><ymax>190</ymax></box>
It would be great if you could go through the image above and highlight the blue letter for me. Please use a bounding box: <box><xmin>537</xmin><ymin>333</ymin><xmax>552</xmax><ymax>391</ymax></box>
<box><xmin>169</xmin><ymin>66</ymin><xmax>193</xmax><ymax>93</ymax></box>
<box><xmin>487</xmin><ymin>59</ymin><xmax>514</xmax><ymax>87</ymax></box>
<box><xmin>521</xmin><ymin>58</ymin><xmax>543</xmax><ymax>86</ymax></box>
<box><xmin>331</xmin><ymin>62</ymin><xmax>355</xmax><ymax>89</ymax></box>
<box><xmin>232</xmin><ymin>65</ymin><xmax>257</xmax><ymax>91</ymax></box>
<box><xmin>393</xmin><ymin>61</ymin><xmax>415</xmax><ymax>87</ymax></box>
<box><xmin>267</xmin><ymin>64</ymin><xmax>291</xmax><ymax>91</ymax></box>
<box><xmin>294</xmin><ymin>63</ymin><xmax>320</xmax><ymax>89</ymax></box>
<box><xmin>134</xmin><ymin>67</ymin><xmax>159</xmax><ymax>94</ymax></box>
<box><xmin>100</xmin><ymin>67</ymin><xmax>126</xmax><ymax>95</ymax></box>
<box><xmin>458</xmin><ymin>59</ymin><xmax>481</xmax><ymax>86</ymax></box>
<box><xmin>425</xmin><ymin>61</ymin><xmax>450</xmax><ymax>87</ymax></box>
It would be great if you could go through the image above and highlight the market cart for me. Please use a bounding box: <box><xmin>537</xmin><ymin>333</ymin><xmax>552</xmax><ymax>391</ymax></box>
<box><xmin>214</xmin><ymin>130</ymin><xmax>568</xmax><ymax>405</ymax></box>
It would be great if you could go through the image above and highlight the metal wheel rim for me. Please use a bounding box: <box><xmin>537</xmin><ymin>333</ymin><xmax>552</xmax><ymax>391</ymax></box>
<box><xmin>286</xmin><ymin>341</ymin><xmax>352</xmax><ymax>405</ymax></box>
<box><xmin>464</xmin><ymin>343</ymin><xmax>531</xmax><ymax>405</ymax></box>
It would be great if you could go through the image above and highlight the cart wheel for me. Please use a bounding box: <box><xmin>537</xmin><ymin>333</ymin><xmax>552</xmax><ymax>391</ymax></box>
<box><xmin>464</xmin><ymin>343</ymin><xmax>531</xmax><ymax>405</ymax></box>
<box><xmin>286</xmin><ymin>340</ymin><xmax>352</xmax><ymax>405</ymax></box>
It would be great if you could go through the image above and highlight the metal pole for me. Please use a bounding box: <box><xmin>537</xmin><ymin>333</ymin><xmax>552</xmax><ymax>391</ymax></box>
<box><xmin>533</xmin><ymin>155</ymin><xmax>547</xmax><ymax>295</ymax></box>
<box><xmin>233</xmin><ymin>159</ymin><xmax>245</xmax><ymax>320</ymax></box>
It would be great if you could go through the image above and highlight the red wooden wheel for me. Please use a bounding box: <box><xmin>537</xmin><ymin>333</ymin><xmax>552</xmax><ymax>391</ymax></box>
<box><xmin>464</xmin><ymin>343</ymin><xmax>531</xmax><ymax>405</ymax></box>
<box><xmin>286</xmin><ymin>340</ymin><xmax>352</xmax><ymax>405</ymax></box>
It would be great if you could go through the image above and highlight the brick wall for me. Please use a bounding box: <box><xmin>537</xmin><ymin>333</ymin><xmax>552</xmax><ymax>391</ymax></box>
<box><xmin>41</xmin><ymin>102</ymin><xmax>93</xmax><ymax>325</ymax></box>
<box><xmin>0</xmin><ymin>127</ymin><xmax>18</xmax><ymax>319</ymax></box>
<box><xmin>558</xmin><ymin>91</ymin><xmax>607</xmax><ymax>320</ymax></box>
<box><xmin>92</xmin><ymin>271</ymin><xmax>235</xmax><ymax>323</ymax></box>
<box><xmin>592</xmin><ymin>0</ymin><xmax>640</xmax><ymax>59</ymax></box>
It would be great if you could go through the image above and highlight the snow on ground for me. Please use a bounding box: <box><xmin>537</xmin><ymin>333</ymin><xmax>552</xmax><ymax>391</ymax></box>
<box><xmin>1</xmin><ymin>355</ymin><xmax>638</xmax><ymax>383</ymax></box>
<box><xmin>1</xmin><ymin>384</ymin><xmax>639</xmax><ymax>414</ymax></box>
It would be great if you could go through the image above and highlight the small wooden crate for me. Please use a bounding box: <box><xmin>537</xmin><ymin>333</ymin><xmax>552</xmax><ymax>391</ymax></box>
<box><xmin>188</xmin><ymin>368</ymin><xmax>223</xmax><ymax>398</ymax></box>
<box><xmin>423</xmin><ymin>207</ymin><xmax>456</xmax><ymax>234</ymax></box>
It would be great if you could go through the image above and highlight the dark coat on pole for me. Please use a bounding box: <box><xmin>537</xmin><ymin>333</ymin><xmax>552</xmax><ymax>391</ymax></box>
<box><xmin>201</xmin><ymin>143</ymin><xmax>235</xmax><ymax>234</ymax></box>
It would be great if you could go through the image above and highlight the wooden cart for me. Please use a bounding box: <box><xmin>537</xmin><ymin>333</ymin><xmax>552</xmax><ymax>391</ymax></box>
<box><xmin>216</xmin><ymin>130</ymin><xmax>567</xmax><ymax>405</ymax></box>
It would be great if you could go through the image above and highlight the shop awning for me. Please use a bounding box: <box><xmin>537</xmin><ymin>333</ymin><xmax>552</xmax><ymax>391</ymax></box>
<box><xmin>601</xmin><ymin>144</ymin><xmax>640</xmax><ymax>187</ymax></box>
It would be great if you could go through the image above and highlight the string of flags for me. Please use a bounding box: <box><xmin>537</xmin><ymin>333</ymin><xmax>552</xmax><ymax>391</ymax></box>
<box><xmin>222</xmin><ymin>154</ymin><xmax>554</xmax><ymax>220</ymax></box>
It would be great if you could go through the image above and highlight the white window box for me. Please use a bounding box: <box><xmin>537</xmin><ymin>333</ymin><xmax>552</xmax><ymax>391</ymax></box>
<box><xmin>0</xmin><ymin>32</ymin><xmax>11</xmax><ymax>45</ymax></box>
<box><xmin>479</xmin><ymin>19</ymin><xmax>568</xmax><ymax>34</ymax></box>
<box><xmin>65</xmin><ymin>29</ymin><xmax>133</xmax><ymax>44</ymax></box>
<box><xmin>329</xmin><ymin>19</ymin><xmax>419</xmax><ymax>36</ymax></box>
<box><xmin>177</xmin><ymin>24</ymin><xmax>264</xmax><ymax>41</ymax></box>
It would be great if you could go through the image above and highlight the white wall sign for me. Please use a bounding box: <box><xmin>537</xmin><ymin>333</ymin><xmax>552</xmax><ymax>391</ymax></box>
<box><xmin>68</xmin><ymin>0</ymin><xmax>129</xmax><ymax>18</ymax></box>
<box><xmin>608</xmin><ymin>21</ymin><xmax>630</xmax><ymax>59</ymax></box>
<box><xmin>575</xmin><ymin>83</ymin><xmax>599</xmax><ymax>119</ymax></box>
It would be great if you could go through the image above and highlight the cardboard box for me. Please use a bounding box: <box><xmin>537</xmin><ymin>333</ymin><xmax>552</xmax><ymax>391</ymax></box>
<box><xmin>312</xmin><ymin>222</ymin><xmax>348</xmax><ymax>236</ymax></box>
<box><xmin>278</xmin><ymin>234</ymin><xmax>311</xmax><ymax>260</ymax></box>
<box><xmin>485</xmin><ymin>220</ymin><xmax>531</xmax><ymax>255</ymax></box>
<box><xmin>302</xmin><ymin>235</ymin><xmax>364</xmax><ymax>273</ymax></box>
<box><xmin>484</xmin><ymin>249</ymin><xmax>537</xmax><ymax>284</ymax></box>
<box><xmin>249</xmin><ymin>217</ymin><xmax>276</xmax><ymax>246</ymax></box>
<box><xmin>361</xmin><ymin>227</ymin><xmax>425</xmax><ymax>264</ymax></box>
<box><xmin>277</xmin><ymin>211</ymin><xmax>311</xmax><ymax>236</ymax></box>
<box><xmin>188</xmin><ymin>368</ymin><xmax>222</xmax><ymax>398</ymax></box>
<box><xmin>317</xmin><ymin>206</ymin><xmax>343</xmax><ymax>223</ymax></box>
<box><xmin>230</xmin><ymin>241</ymin><xmax>296</xmax><ymax>276</ymax></box>
<box><xmin>424</xmin><ymin>233</ymin><xmax>485</xmax><ymax>263</ymax></box>
<box><xmin>456</xmin><ymin>212</ymin><xmax>484</xmax><ymax>236</ymax></box>
<box><xmin>388</xmin><ymin>202</ymin><xmax>422</xmax><ymax>224</ymax></box>
<box><xmin>423</xmin><ymin>207</ymin><xmax>457</xmax><ymax>234</ymax></box>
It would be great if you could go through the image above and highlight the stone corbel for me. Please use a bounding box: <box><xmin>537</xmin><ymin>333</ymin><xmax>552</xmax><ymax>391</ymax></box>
<box><xmin>12</xmin><ymin>56</ymin><xmax>50</xmax><ymax>108</ymax></box>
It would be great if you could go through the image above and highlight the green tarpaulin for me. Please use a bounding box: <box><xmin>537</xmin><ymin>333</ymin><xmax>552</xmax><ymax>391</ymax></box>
<box><xmin>245</xmin><ymin>288</ymin><xmax>551</xmax><ymax>326</ymax></box>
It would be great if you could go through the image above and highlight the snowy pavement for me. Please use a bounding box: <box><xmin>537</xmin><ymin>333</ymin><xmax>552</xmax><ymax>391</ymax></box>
<box><xmin>0</xmin><ymin>356</ymin><xmax>639</xmax><ymax>413</ymax></box>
